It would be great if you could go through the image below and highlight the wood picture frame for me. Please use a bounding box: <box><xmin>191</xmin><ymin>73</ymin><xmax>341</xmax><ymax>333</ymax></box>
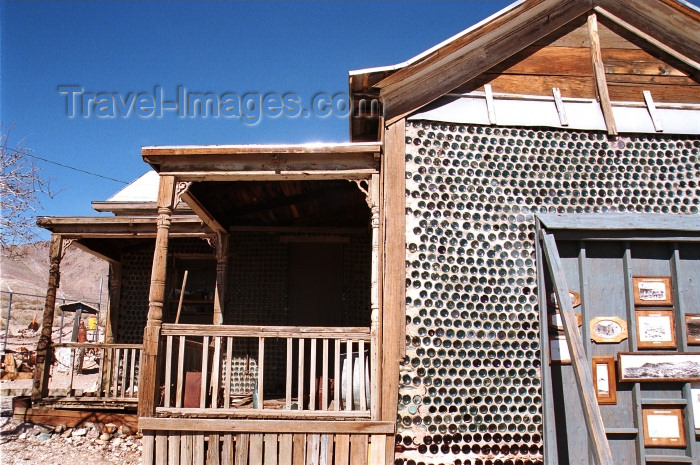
<box><xmin>548</xmin><ymin>311</ymin><xmax>583</xmax><ymax>331</ymax></box>
<box><xmin>590</xmin><ymin>316</ymin><xmax>628</xmax><ymax>344</ymax></box>
<box><xmin>547</xmin><ymin>289</ymin><xmax>581</xmax><ymax>309</ymax></box>
<box><xmin>618</xmin><ymin>353</ymin><xmax>700</xmax><ymax>382</ymax></box>
<box><xmin>549</xmin><ymin>335</ymin><xmax>571</xmax><ymax>365</ymax></box>
<box><xmin>686</xmin><ymin>314</ymin><xmax>700</xmax><ymax>346</ymax></box>
<box><xmin>592</xmin><ymin>356</ymin><xmax>616</xmax><ymax>405</ymax></box>
<box><xmin>633</xmin><ymin>276</ymin><xmax>673</xmax><ymax>306</ymax></box>
<box><xmin>642</xmin><ymin>408</ymin><xmax>686</xmax><ymax>448</ymax></box>
<box><xmin>636</xmin><ymin>308</ymin><xmax>677</xmax><ymax>349</ymax></box>
<box><xmin>691</xmin><ymin>384</ymin><xmax>700</xmax><ymax>431</ymax></box>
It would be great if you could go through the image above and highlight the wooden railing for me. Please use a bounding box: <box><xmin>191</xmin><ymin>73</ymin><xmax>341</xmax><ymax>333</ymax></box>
<box><xmin>158</xmin><ymin>324</ymin><xmax>373</xmax><ymax>418</ymax></box>
<box><xmin>50</xmin><ymin>342</ymin><xmax>142</xmax><ymax>400</ymax></box>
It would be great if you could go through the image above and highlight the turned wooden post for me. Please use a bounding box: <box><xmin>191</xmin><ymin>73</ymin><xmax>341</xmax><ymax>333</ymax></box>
<box><xmin>369</xmin><ymin>174</ymin><xmax>382</xmax><ymax>420</ymax></box>
<box><xmin>105</xmin><ymin>261</ymin><xmax>121</xmax><ymax>343</ymax></box>
<box><xmin>138</xmin><ymin>175</ymin><xmax>176</xmax><ymax>417</ymax></box>
<box><xmin>32</xmin><ymin>234</ymin><xmax>63</xmax><ymax>401</ymax></box>
<box><xmin>212</xmin><ymin>232</ymin><xmax>229</xmax><ymax>325</ymax></box>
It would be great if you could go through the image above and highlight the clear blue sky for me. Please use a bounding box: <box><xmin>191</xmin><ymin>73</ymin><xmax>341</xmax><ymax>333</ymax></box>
<box><xmin>2</xmin><ymin>0</ymin><xmax>510</xmax><ymax>238</ymax></box>
<box><xmin>5</xmin><ymin>0</ymin><xmax>695</xmax><ymax>240</ymax></box>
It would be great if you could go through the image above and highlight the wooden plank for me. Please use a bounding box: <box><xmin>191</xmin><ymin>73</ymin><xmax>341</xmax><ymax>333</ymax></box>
<box><xmin>292</xmin><ymin>434</ymin><xmax>306</xmax><ymax>465</ymax></box>
<box><xmin>369</xmin><ymin>172</ymin><xmax>381</xmax><ymax>421</ymax></box>
<box><xmin>142</xmin><ymin>431</ymin><xmax>155</xmax><ymax>465</ymax></box>
<box><xmin>200</xmin><ymin>336</ymin><xmax>209</xmax><ymax>408</ymax></box>
<box><xmin>168</xmin><ymin>434</ymin><xmax>180</xmax><ymax>465</ymax></box>
<box><xmin>552</xmin><ymin>87</ymin><xmax>569</xmax><ymax>126</ymax></box>
<box><xmin>358</xmin><ymin>339</ymin><xmax>366</xmax><ymax>411</ymax></box>
<box><xmin>319</xmin><ymin>434</ymin><xmax>332</xmax><ymax>465</ymax></box>
<box><xmin>588</xmin><ymin>12</ymin><xmax>617</xmax><ymax>137</ymax></box>
<box><xmin>234</xmin><ymin>434</ymin><xmax>249</xmax><ymax>465</ymax></box>
<box><xmin>193</xmin><ymin>434</ymin><xmax>205</xmax><ymax>465</ymax></box>
<box><xmin>164</xmin><ymin>337</ymin><xmax>173</xmax><ymax>408</ymax></box>
<box><xmin>155</xmin><ymin>407</ymin><xmax>370</xmax><ymax>419</ymax></box>
<box><xmin>221</xmin><ymin>434</ymin><xmax>233</xmax><ymax>465</ymax></box>
<box><xmin>180</xmin><ymin>191</ymin><xmax>226</xmax><ymax>234</ymax></box>
<box><xmin>138</xmin><ymin>418</ymin><xmax>396</xmax><ymax>434</ymax></box>
<box><xmin>180</xmin><ymin>434</ymin><xmax>193</xmax><ymax>465</ymax></box>
<box><xmin>484</xmin><ymin>84</ymin><xmax>497</xmax><ymax>124</ymax></box>
<box><xmin>309</xmin><ymin>339</ymin><xmax>317</xmax><ymax>410</ymax></box>
<box><xmin>161</xmin><ymin>170</ymin><xmax>377</xmax><ymax>182</ymax></box>
<box><xmin>210</xmin><ymin>337</ymin><xmax>222</xmax><ymax>408</ymax></box>
<box><xmin>334</xmin><ymin>434</ymin><xmax>350</xmax><ymax>465</ymax></box>
<box><xmin>643</xmin><ymin>90</ymin><xmax>663</xmax><ymax>132</ymax></box>
<box><xmin>334</xmin><ymin>340</ymin><xmax>340</xmax><ymax>411</ymax></box>
<box><xmin>298</xmin><ymin>339</ymin><xmax>305</xmax><ymax>410</ymax></box>
<box><xmin>208</xmin><ymin>434</ymin><xmax>220</xmax><ymax>465</ymax></box>
<box><xmin>349</xmin><ymin>435</ymin><xmax>368</xmax><ymax>465</ymax></box>
<box><xmin>369</xmin><ymin>435</ymin><xmax>386</xmax><ymax>465</ymax></box>
<box><xmin>476</xmin><ymin>73</ymin><xmax>596</xmax><ymax>99</ymax></box>
<box><xmin>249</xmin><ymin>434</ymin><xmax>264</xmax><ymax>465</ymax></box>
<box><xmin>541</xmin><ymin>232</ymin><xmax>614</xmax><ymax>465</ymax></box>
<box><xmin>279</xmin><ymin>434</ymin><xmax>293</xmax><ymax>465</ymax></box>
<box><xmin>129</xmin><ymin>347</ymin><xmax>137</xmax><ymax>398</ymax></box>
<box><xmin>321</xmin><ymin>339</ymin><xmax>329</xmax><ymax>410</ymax></box>
<box><xmin>286</xmin><ymin>338</ymin><xmax>293</xmax><ymax>409</ymax></box>
<box><xmin>537</xmin><ymin>213</ymin><xmax>700</xmax><ymax>232</ymax></box>
<box><xmin>161</xmin><ymin>324</ymin><xmax>370</xmax><ymax>339</ymax></box>
<box><xmin>306</xmin><ymin>434</ymin><xmax>320</xmax><ymax>465</ymax></box>
<box><xmin>345</xmin><ymin>340</ymin><xmax>353</xmax><ymax>411</ymax></box>
<box><xmin>97</xmin><ymin>347</ymin><xmax>107</xmax><ymax>397</ymax></box>
<box><xmin>142</xmin><ymin>142</ymin><xmax>381</xmax><ymax>156</ymax></box>
<box><xmin>224</xmin><ymin>337</ymin><xmax>233</xmax><ymax>409</ymax></box>
<box><xmin>112</xmin><ymin>348</ymin><xmax>121</xmax><ymax>397</ymax></box>
<box><xmin>155</xmin><ymin>431</ymin><xmax>167</xmax><ymax>465</ymax></box>
<box><xmin>264</xmin><ymin>433</ymin><xmax>278</xmax><ymax>465</ymax></box>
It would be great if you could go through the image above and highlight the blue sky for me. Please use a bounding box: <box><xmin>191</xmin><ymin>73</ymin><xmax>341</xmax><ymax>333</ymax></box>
<box><xmin>2</xmin><ymin>0</ymin><xmax>511</xmax><ymax>238</ymax></box>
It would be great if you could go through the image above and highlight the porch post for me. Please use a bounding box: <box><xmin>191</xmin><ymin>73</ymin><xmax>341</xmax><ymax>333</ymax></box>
<box><xmin>32</xmin><ymin>234</ymin><xmax>63</xmax><ymax>401</ymax></box>
<box><xmin>212</xmin><ymin>231</ymin><xmax>229</xmax><ymax>325</ymax></box>
<box><xmin>138</xmin><ymin>175</ymin><xmax>176</xmax><ymax>417</ymax></box>
<box><xmin>105</xmin><ymin>261</ymin><xmax>121</xmax><ymax>343</ymax></box>
<box><xmin>369</xmin><ymin>173</ymin><xmax>382</xmax><ymax>420</ymax></box>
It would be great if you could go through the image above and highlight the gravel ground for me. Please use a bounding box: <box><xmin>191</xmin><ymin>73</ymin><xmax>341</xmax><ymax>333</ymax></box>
<box><xmin>0</xmin><ymin>417</ymin><xmax>142</xmax><ymax>465</ymax></box>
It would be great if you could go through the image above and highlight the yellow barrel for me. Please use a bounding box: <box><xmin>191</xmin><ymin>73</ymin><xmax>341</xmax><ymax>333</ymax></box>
<box><xmin>88</xmin><ymin>315</ymin><xmax>98</xmax><ymax>330</ymax></box>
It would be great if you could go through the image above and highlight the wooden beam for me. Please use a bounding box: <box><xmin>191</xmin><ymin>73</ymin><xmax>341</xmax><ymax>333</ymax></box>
<box><xmin>138</xmin><ymin>418</ymin><xmax>395</xmax><ymax>434</ymax></box>
<box><xmin>158</xmin><ymin>170</ymin><xmax>377</xmax><ymax>182</ymax></box>
<box><xmin>541</xmin><ymin>232</ymin><xmax>614</xmax><ymax>465</ymax></box>
<box><xmin>587</xmin><ymin>12</ymin><xmax>617</xmax><ymax>137</ymax></box>
<box><xmin>537</xmin><ymin>213</ymin><xmax>700</xmax><ymax>232</ymax></box>
<box><xmin>32</xmin><ymin>234</ymin><xmax>63</xmax><ymax>401</ymax></box>
<box><xmin>180</xmin><ymin>191</ymin><xmax>226</xmax><ymax>234</ymax></box>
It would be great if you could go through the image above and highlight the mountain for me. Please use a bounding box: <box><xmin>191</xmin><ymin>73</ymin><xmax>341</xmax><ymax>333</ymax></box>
<box><xmin>0</xmin><ymin>241</ymin><xmax>109</xmax><ymax>305</ymax></box>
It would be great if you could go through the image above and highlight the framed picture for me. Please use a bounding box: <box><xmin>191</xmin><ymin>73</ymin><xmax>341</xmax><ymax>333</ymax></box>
<box><xmin>636</xmin><ymin>309</ymin><xmax>676</xmax><ymax>349</ymax></box>
<box><xmin>642</xmin><ymin>408</ymin><xmax>686</xmax><ymax>448</ymax></box>
<box><xmin>618</xmin><ymin>353</ymin><xmax>700</xmax><ymax>382</ymax></box>
<box><xmin>548</xmin><ymin>311</ymin><xmax>583</xmax><ymax>331</ymax></box>
<box><xmin>691</xmin><ymin>384</ymin><xmax>700</xmax><ymax>430</ymax></box>
<box><xmin>686</xmin><ymin>314</ymin><xmax>700</xmax><ymax>345</ymax></box>
<box><xmin>590</xmin><ymin>316</ymin><xmax>628</xmax><ymax>344</ymax></box>
<box><xmin>633</xmin><ymin>276</ymin><xmax>673</xmax><ymax>306</ymax></box>
<box><xmin>549</xmin><ymin>335</ymin><xmax>571</xmax><ymax>365</ymax></box>
<box><xmin>547</xmin><ymin>290</ymin><xmax>581</xmax><ymax>309</ymax></box>
<box><xmin>592</xmin><ymin>356</ymin><xmax>616</xmax><ymax>405</ymax></box>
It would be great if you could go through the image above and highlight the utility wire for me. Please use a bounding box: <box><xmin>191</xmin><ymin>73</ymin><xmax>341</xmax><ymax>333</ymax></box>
<box><xmin>3</xmin><ymin>146</ymin><xmax>129</xmax><ymax>184</ymax></box>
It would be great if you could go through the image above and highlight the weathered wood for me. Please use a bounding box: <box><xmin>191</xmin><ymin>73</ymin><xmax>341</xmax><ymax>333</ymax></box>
<box><xmin>155</xmin><ymin>431</ymin><xmax>167</xmax><ymax>465</ymax></box>
<box><xmin>161</xmin><ymin>170</ymin><xmax>378</xmax><ymax>182</ymax></box>
<box><xmin>221</xmin><ymin>434</ymin><xmax>233</xmax><ymax>465</ymax></box>
<box><xmin>161</xmin><ymin>324</ymin><xmax>370</xmax><ymax>339</ymax></box>
<box><xmin>257</xmin><ymin>337</ymin><xmax>265</xmax><ymax>410</ymax></box>
<box><xmin>264</xmin><ymin>433</ymin><xmax>278</xmax><ymax>465</ymax></box>
<box><xmin>643</xmin><ymin>90</ymin><xmax>663</xmax><ymax>132</ymax></box>
<box><xmin>306</xmin><ymin>434</ymin><xmax>320</xmax><ymax>465</ymax></box>
<box><xmin>154</xmin><ymin>407</ymin><xmax>370</xmax><ymax>419</ymax></box>
<box><xmin>369</xmin><ymin>435</ymin><xmax>386</xmax><ymax>465</ymax></box>
<box><xmin>234</xmin><ymin>434</ymin><xmax>249</xmax><ymax>465</ymax></box>
<box><xmin>180</xmin><ymin>434</ymin><xmax>193</xmax><ymax>465</ymax></box>
<box><xmin>208</xmin><ymin>433</ymin><xmax>221</xmax><ymax>465</ymax></box>
<box><xmin>105</xmin><ymin>261</ymin><xmax>121</xmax><ymax>344</ymax></box>
<box><xmin>176</xmin><ymin>335</ymin><xmax>185</xmax><ymax>408</ymax></box>
<box><xmin>138</xmin><ymin>418</ymin><xmax>395</xmax><ymax>434</ymax></box>
<box><xmin>321</xmin><ymin>339</ymin><xmax>329</xmax><ymax>410</ymax></box>
<box><xmin>309</xmin><ymin>338</ymin><xmax>317</xmax><ymax>410</ymax></box>
<box><xmin>193</xmin><ymin>434</ymin><xmax>205</xmax><ymax>465</ymax></box>
<box><xmin>164</xmin><ymin>337</ymin><xmax>173</xmax><ymax>408</ymax></box>
<box><xmin>249</xmin><ymin>434</ymin><xmax>264</xmax><ymax>465</ymax></box>
<box><xmin>484</xmin><ymin>84</ymin><xmax>496</xmax><ymax>124</ymax></box>
<box><xmin>541</xmin><ymin>232</ymin><xmax>614</xmax><ymax>465</ymax></box>
<box><xmin>552</xmin><ymin>87</ymin><xmax>569</xmax><ymax>126</ymax></box>
<box><xmin>33</xmin><ymin>234</ymin><xmax>63</xmax><ymax>401</ymax></box>
<box><xmin>345</xmin><ymin>339</ymin><xmax>353</xmax><ymax>411</ymax></box>
<box><xmin>297</xmin><ymin>338</ymin><xmax>304</xmax><ymax>410</ymax></box>
<box><xmin>369</xmin><ymin>172</ymin><xmax>381</xmax><ymax>421</ymax></box>
<box><xmin>349</xmin><ymin>435</ymin><xmax>368</xmax><ymax>465</ymax></box>
<box><xmin>200</xmin><ymin>335</ymin><xmax>209</xmax><ymax>408</ymax></box>
<box><xmin>168</xmin><ymin>434</ymin><xmax>180</xmax><ymax>465</ymax></box>
<box><xmin>588</xmin><ymin>12</ymin><xmax>617</xmax><ymax>137</ymax></box>
<box><xmin>35</xmin><ymin>216</ymin><xmax>211</xmax><ymax>238</ymax></box>
<box><xmin>224</xmin><ymin>337</ymin><xmax>233</xmax><ymax>409</ymax></box>
<box><xmin>279</xmin><ymin>434</ymin><xmax>293</xmax><ymax>465</ymax></box>
<box><xmin>213</xmin><ymin>232</ymin><xmax>229</xmax><ymax>325</ymax></box>
<box><xmin>142</xmin><ymin>431</ymin><xmax>155</xmax><ymax>465</ymax></box>
<box><xmin>139</xmin><ymin>175</ymin><xmax>176</xmax><ymax>417</ymax></box>
<box><xmin>292</xmin><ymin>433</ymin><xmax>306</xmax><ymax>465</ymax></box>
<box><xmin>334</xmin><ymin>434</ymin><xmax>350</xmax><ymax>465</ymax></box>
<box><xmin>537</xmin><ymin>213</ymin><xmax>700</xmax><ymax>232</ymax></box>
<box><xmin>334</xmin><ymin>340</ymin><xmax>340</xmax><ymax>411</ymax></box>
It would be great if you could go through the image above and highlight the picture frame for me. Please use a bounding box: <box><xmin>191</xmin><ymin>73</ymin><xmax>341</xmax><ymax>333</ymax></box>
<box><xmin>686</xmin><ymin>314</ymin><xmax>700</xmax><ymax>346</ymax></box>
<box><xmin>633</xmin><ymin>276</ymin><xmax>673</xmax><ymax>306</ymax></box>
<box><xmin>548</xmin><ymin>311</ymin><xmax>583</xmax><ymax>331</ymax></box>
<box><xmin>549</xmin><ymin>335</ymin><xmax>571</xmax><ymax>365</ymax></box>
<box><xmin>642</xmin><ymin>408</ymin><xmax>686</xmax><ymax>448</ymax></box>
<box><xmin>691</xmin><ymin>384</ymin><xmax>700</xmax><ymax>430</ymax></box>
<box><xmin>547</xmin><ymin>289</ymin><xmax>581</xmax><ymax>309</ymax></box>
<box><xmin>590</xmin><ymin>316</ymin><xmax>628</xmax><ymax>344</ymax></box>
<box><xmin>592</xmin><ymin>356</ymin><xmax>616</xmax><ymax>405</ymax></box>
<box><xmin>618</xmin><ymin>353</ymin><xmax>700</xmax><ymax>382</ymax></box>
<box><xmin>636</xmin><ymin>309</ymin><xmax>676</xmax><ymax>349</ymax></box>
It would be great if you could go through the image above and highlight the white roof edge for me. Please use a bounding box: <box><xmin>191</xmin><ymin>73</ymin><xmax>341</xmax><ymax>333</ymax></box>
<box><xmin>141</xmin><ymin>141</ymin><xmax>381</xmax><ymax>150</ymax></box>
<box><xmin>677</xmin><ymin>0</ymin><xmax>700</xmax><ymax>13</ymax></box>
<box><xmin>348</xmin><ymin>0</ymin><xmax>525</xmax><ymax>77</ymax></box>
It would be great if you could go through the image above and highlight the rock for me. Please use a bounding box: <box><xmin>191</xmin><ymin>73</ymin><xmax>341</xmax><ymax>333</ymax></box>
<box><xmin>87</xmin><ymin>427</ymin><xmax>100</xmax><ymax>439</ymax></box>
<box><xmin>37</xmin><ymin>432</ymin><xmax>52</xmax><ymax>442</ymax></box>
<box><xmin>99</xmin><ymin>433</ymin><xmax>112</xmax><ymax>441</ymax></box>
<box><xmin>102</xmin><ymin>423</ymin><xmax>118</xmax><ymax>434</ymax></box>
<box><xmin>72</xmin><ymin>428</ymin><xmax>87</xmax><ymax>437</ymax></box>
<box><xmin>54</xmin><ymin>424</ymin><xmax>67</xmax><ymax>434</ymax></box>
<box><xmin>118</xmin><ymin>424</ymin><xmax>135</xmax><ymax>436</ymax></box>
<box><xmin>18</xmin><ymin>432</ymin><xmax>26</xmax><ymax>439</ymax></box>
<box><xmin>112</xmin><ymin>438</ymin><xmax>122</xmax><ymax>446</ymax></box>
<box><xmin>61</xmin><ymin>428</ymin><xmax>73</xmax><ymax>438</ymax></box>
<box><xmin>95</xmin><ymin>439</ymin><xmax>108</xmax><ymax>445</ymax></box>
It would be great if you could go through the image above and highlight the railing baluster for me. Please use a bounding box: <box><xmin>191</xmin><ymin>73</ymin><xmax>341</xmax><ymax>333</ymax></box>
<box><xmin>164</xmin><ymin>337</ymin><xmax>173</xmax><ymax>407</ymax></box>
<box><xmin>334</xmin><ymin>339</ymin><xmax>340</xmax><ymax>411</ymax></box>
<box><xmin>297</xmin><ymin>338</ymin><xmax>304</xmax><ymax>411</ymax></box>
<box><xmin>257</xmin><ymin>337</ymin><xmax>264</xmax><ymax>410</ymax></box>
<box><xmin>345</xmin><ymin>339</ymin><xmax>352</xmax><ymax>411</ymax></box>
<box><xmin>322</xmin><ymin>338</ymin><xmax>329</xmax><ymax>410</ymax></box>
<box><xmin>129</xmin><ymin>347</ymin><xmax>137</xmax><ymax>398</ymax></box>
<box><xmin>176</xmin><ymin>336</ymin><xmax>185</xmax><ymax>408</ymax></box>
<box><xmin>67</xmin><ymin>348</ymin><xmax>75</xmax><ymax>396</ymax></box>
<box><xmin>200</xmin><ymin>336</ymin><xmax>210</xmax><ymax>408</ymax></box>
<box><xmin>119</xmin><ymin>349</ymin><xmax>128</xmax><ymax>398</ymax></box>
<box><xmin>211</xmin><ymin>336</ymin><xmax>221</xmax><ymax>409</ymax></box>
<box><xmin>105</xmin><ymin>347</ymin><xmax>114</xmax><ymax>396</ymax></box>
<box><xmin>112</xmin><ymin>348</ymin><xmax>121</xmax><ymax>397</ymax></box>
<box><xmin>309</xmin><ymin>338</ymin><xmax>317</xmax><ymax>410</ymax></box>
<box><xmin>359</xmin><ymin>339</ymin><xmax>366</xmax><ymax>411</ymax></box>
<box><xmin>224</xmin><ymin>336</ymin><xmax>233</xmax><ymax>409</ymax></box>
<box><xmin>97</xmin><ymin>347</ymin><xmax>105</xmax><ymax>397</ymax></box>
<box><xmin>286</xmin><ymin>337</ymin><xmax>292</xmax><ymax>409</ymax></box>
